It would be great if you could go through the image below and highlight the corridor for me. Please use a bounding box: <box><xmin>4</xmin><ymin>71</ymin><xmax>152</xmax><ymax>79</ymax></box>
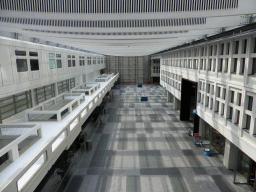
<box><xmin>59</xmin><ymin>85</ymin><xmax>249</xmax><ymax>192</ymax></box>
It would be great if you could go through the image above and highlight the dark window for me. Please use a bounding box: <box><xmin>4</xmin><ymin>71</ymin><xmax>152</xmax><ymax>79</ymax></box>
<box><xmin>217</xmin><ymin>87</ymin><xmax>221</xmax><ymax>97</ymax></box>
<box><xmin>233</xmin><ymin>58</ymin><xmax>237</xmax><ymax>73</ymax></box>
<box><xmin>30</xmin><ymin>59</ymin><xmax>39</xmax><ymax>71</ymax></box>
<box><xmin>219</xmin><ymin>59</ymin><xmax>223</xmax><ymax>71</ymax></box>
<box><xmin>224</xmin><ymin>59</ymin><xmax>228</xmax><ymax>73</ymax></box>
<box><xmin>229</xmin><ymin>107</ymin><xmax>233</xmax><ymax>119</ymax></box>
<box><xmin>206</xmin><ymin>96</ymin><xmax>209</xmax><ymax>106</ymax></box>
<box><xmin>208</xmin><ymin>59</ymin><xmax>212</xmax><ymax>71</ymax></box>
<box><xmin>240</xmin><ymin>58</ymin><xmax>245</xmax><ymax>74</ymax></box>
<box><xmin>251</xmin><ymin>58</ymin><xmax>256</xmax><ymax>75</ymax></box>
<box><xmin>230</xmin><ymin>91</ymin><xmax>234</xmax><ymax>103</ymax></box>
<box><xmin>226</xmin><ymin>42</ymin><xmax>230</xmax><ymax>55</ymax></box>
<box><xmin>15</xmin><ymin>50</ymin><xmax>26</xmax><ymax>56</ymax></box>
<box><xmin>223</xmin><ymin>88</ymin><xmax>226</xmax><ymax>100</ymax></box>
<box><xmin>236</xmin><ymin>110</ymin><xmax>240</xmax><ymax>124</ymax></box>
<box><xmin>221</xmin><ymin>43</ymin><xmax>224</xmax><ymax>55</ymax></box>
<box><xmin>16</xmin><ymin>59</ymin><xmax>28</xmax><ymax>72</ymax></box>
<box><xmin>215</xmin><ymin>101</ymin><xmax>219</xmax><ymax>112</ymax></box>
<box><xmin>57</xmin><ymin>60</ymin><xmax>62</xmax><ymax>68</ymax></box>
<box><xmin>207</xmin><ymin>84</ymin><xmax>210</xmax><ymax>93</ymax></box>
<box><xmin>238</xmin><ymin>93</ymin><xmax>242</xmax><ymax>106</ymax></box>
<box><xmin>221</xmin><ymin>103</ymin><xmax>225</xmax><ymax>115</ymax></box>
<box><xmin>254</xmin><ymin>37</ymin><xmax>256</xmax><ymax>53</ymax></box>
<box><xmin>242</xmin><ymin>39</ymin><xmax>247</xmax><ymax>54</ymax></box>
<box><xmin>248</xmin><ymin>96</ymin><xmax>253</xmax><ymax>111</ymax></box>
<box><xmin>234</xmin><ymin>41</ymin><xmax>239</xmax><ymax>54</ymax></box>
<box><xmin>245</xmin><ymin>115</ymin><xmax>251</xmax><ymax>130</ymax></box>
<box><xmin>72</xmin><ymin>60</ymin><xmax>76</xmax><ymax>67</ymax></box>
<box><xmin>68</xmin><ymin>60</ymin><xmax>72</xmax><ymax>67</ymax></box>
<box><xmin>29</xmin><ymin>52</ymin><xmax>38</xmax><ymax>56</ymax></box>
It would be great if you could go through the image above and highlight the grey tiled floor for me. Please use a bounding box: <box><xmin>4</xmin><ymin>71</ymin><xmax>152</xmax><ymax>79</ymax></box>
<box><xmin>63</xmin><ymin>85</ymin><xmax>252</xmax><ymax>192</ymax></box>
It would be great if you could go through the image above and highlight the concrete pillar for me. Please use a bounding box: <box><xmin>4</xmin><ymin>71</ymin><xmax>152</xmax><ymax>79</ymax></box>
<box><xmin>199</xmin><ymin>118</ymin><xmax>205</xmax><ymax>139</ymax></box>
<box><xmin>223</xmin><ymin>139</ymin><xmax>237</xmax><ymax>170</ymax></box>
<box><xmin>173</xmin><ymin>97</ymin><xmax>180</xmax><ymax>110</ymax></box>
<box><xmin>167</xmin><ymin>92</ymin><xmax>173</xmax><ymax>102</ymax></box>
<box><xmin>31</xmin><ymin>89</ymin><xmax>36</xmax><ymax>107</ymax></box>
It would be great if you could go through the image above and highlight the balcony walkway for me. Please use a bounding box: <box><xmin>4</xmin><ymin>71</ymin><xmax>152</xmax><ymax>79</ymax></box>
<box><xmin>57</xmin><ymin>84</ymin><xmax>251</xmax><ymax>192</ymax></box>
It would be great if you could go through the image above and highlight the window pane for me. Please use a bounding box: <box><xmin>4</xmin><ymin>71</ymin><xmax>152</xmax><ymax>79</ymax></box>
<box><xmin>15</xmin><ymin>50</ymin><xmax>26</xmax><ymax>56</ymax></box>
<box><xmin>68</xmin><ymin>60</ymin><xmax>72</xmax><ymax>67</ymax></box>
<box><xmin>49</xmin><ymin>59</ymin><xmax>56</xmax><ymax>69</ymax></box>
<box><xmin>16</xmin><ymin>59</ymin><xmax>28</xmax><ymax>72</ymax></box>
<box><xmin>30</xmin><ymin>59</ymin><xmax>39</xmax><ymax>71</ymax></box>
<box><xmin>57</xmin><ymin>60</ymin><xmax>62</xmax><ymax>68</ymax></box>
<box><xmin>29</xmin><ymin>52</ymin><xmax>38</xmax><ymax>56</ymax></box>
<box><xmin>248</xmin><ymin>96</ymin><xmax>253</xmax><ymax>111</ymax></box>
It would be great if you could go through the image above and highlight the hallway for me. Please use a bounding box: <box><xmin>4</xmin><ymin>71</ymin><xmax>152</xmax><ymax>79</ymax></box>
<box><xmin>60</xmin><ymin>85</ymin><xmax>250</xmax><ymax>192</ymax></box>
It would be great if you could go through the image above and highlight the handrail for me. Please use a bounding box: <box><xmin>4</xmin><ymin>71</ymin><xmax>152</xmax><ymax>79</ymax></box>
<box><xmin>0</xmin><ymin>124</ymin><xmax>42</xmax><ymax>162</ymax></box>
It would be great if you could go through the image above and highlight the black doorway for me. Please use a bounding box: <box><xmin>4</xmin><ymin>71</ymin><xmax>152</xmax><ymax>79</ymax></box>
<box><xmin>180</xmin><ymin>79</ymin><xmax>197</xmax><ymax>122</ymax></box>
<box><xmin>153</xmin><ymin>77</ymin><xmax>160</xmax><ymax>84</ymax></box>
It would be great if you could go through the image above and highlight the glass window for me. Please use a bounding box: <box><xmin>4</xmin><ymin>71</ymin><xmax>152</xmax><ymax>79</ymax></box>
<box><xmin>15</xmin><ymin>50</ymin><xmax>26</xmax><ymax>56</ymax></box>
<box><xmin>68</xmin><ymin>60</ymin><xmax>72</xmax><ymax>67</ymax></box>
<box><xmin>215</xmin><ymin>101</ymin><xmax>219</xmax><ymax>112</ymax></box>
<box><xmin>16</xmin><ymin>59</ymin><xmax>28</xmax><ymax>72</ymax></box>
<box><xmin>248</xmin><ymin>96</ymin><xmax>253</xmax><ymax>111</ymax></box>
<box><xmin>245</xmin><ymin>115</ymin><xmax>251</xmax><ymax>130</ymax></box>
<box><xmin>240</xmin><ymin>58</ymin><xmax>245</xmax><ymax>74</ymax></box>
<box><xmin>217</xmin><ymin>87</ymin><xmax>221</xmax><ymax>97</ymax></box>
<box><xmin>233</xmin><ymin>58</ymin><xmax>237</xmax><ymax>73</ymax></box>
<box><xmin>218</xmin><ymin>59</ymin><xmax>223</xmax><ymax>72</ymax></box>
<box><xmin>254</xmin><ymin>37</ymin><xmax>256</xmax><ymax>53</ymax></box>
<box><xmin>230</xmin><ymin>91</ymin><xmax>235</xmax><ymax>103</ymax></box>
<box><xmin>0</xmin><ymin>91</ymin><xmax>32</xmax><ymax>120</ymax></box>
<box><xmin>236</xmin><ymin>110</ymin><xmax>240</xmax><ymax>124</ymax></box>
<box><xmin>242</xmin><ymin>39</ymin><xmax>247</xmax><ymax>54</ymax></box>
<box><xmin>251</xmin><ymin>58</ymin><xmax>256</xmax><ymax>75</ymax></box>
<box><xmin>49</xmin><ymin>59</ymin><xmax>56</xmax><ymax>69</ymax></box>
<box><xmin>220</xmin><ymin>43</ymin><xmax>224</xmax><ymax>55</ymax></box>
<box><xmin>229</xmin><ymin>107</ymin><xmax>233</xmax><ymax>119</ymax></box>
<box><xmin>30</xmin><ymin>59</ymin><xmax>39</xmax><ymax>71</ymax></box>
<box><xmin>226</xmin><ymin>42</ymin><xmax>230</xmax><ymax>55</ymax></box>
<box><xmin>234</xmin><ymin>40</ymin><xmax>239</xmax><ymax>54</ymax></box>
<box><xmin>57</xmin><ymin>60</ymin><xmax>62</xmax><ymax>68</ymax></box>
<box><xmin>223</xmin><ymin>88</ymin><xmax>226</xmax><ymax>100</ymax></box>
<box><xmin>238</xmin><ymin>93</ymin><xmax>242</xmax><ymax>106</ymax></box>
<box><xmin>29</xmin><ymin>52</ymin><xmax>38</xmax><ymax>56</ymax></box>
<box><xmin>35</xmin><ymin>84</ymin><xmax>55</xmax><ymax>104</ymax></box>
<box><xmin>49</xmin><ymin>53</ymin><xmax>55</xmax><ymax>58</ymax></box>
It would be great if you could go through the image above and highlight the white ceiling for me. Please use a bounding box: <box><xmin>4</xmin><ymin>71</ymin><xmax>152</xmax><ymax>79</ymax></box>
<box><xmin>0</xmin><ymin>0</ymin><xmax>256</xmax><ymax>56</ymax></box>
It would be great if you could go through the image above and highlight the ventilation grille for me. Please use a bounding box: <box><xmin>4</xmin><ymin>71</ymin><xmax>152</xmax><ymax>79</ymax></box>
<box><xmin>23</xmin><ymin>28</ymin><xmax>188</xmax><ymax>36</ymax></box>
<box><xmin>0</xmin><ymin>17</ymin><xmax>206</xmax><ymax>28</ymax></box>
<box><xmin>0</xmin><ymin>0</ymin><xmax>239</xmax><ymax>13</ymax></box>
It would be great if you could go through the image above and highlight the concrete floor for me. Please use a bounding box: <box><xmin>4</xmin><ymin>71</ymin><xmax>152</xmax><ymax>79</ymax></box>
<box><xmin>56</xmin><ymin>85</ymin><xmax>252</xmax><ymax>192</ymax></box>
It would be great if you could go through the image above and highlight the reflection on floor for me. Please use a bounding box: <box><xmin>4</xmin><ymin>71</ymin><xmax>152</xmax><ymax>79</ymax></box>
<box><xmin>56</xmin><ymin>85</ymin><xmax>251</xmax><ymax>192</ymax></box>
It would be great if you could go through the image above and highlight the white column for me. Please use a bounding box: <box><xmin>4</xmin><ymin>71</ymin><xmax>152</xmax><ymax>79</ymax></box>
<box><xmin>167</xmin><ymin>91</ymin><xmax>173</xmax><ymax>102</ymax></box>
<box><xmin>223</xmin><ymin>139</ymin><xmax>237</xmax><ymax>170</ymax></box>
<box><xmin>199</xmin><ymin>118</ymin><xmax>205</xmax><ymax>138</ymax></box>
<box><xmin>173</xmin><ymin>97</ymin><xmax>180</xmax><ymax>110</ymax></box>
